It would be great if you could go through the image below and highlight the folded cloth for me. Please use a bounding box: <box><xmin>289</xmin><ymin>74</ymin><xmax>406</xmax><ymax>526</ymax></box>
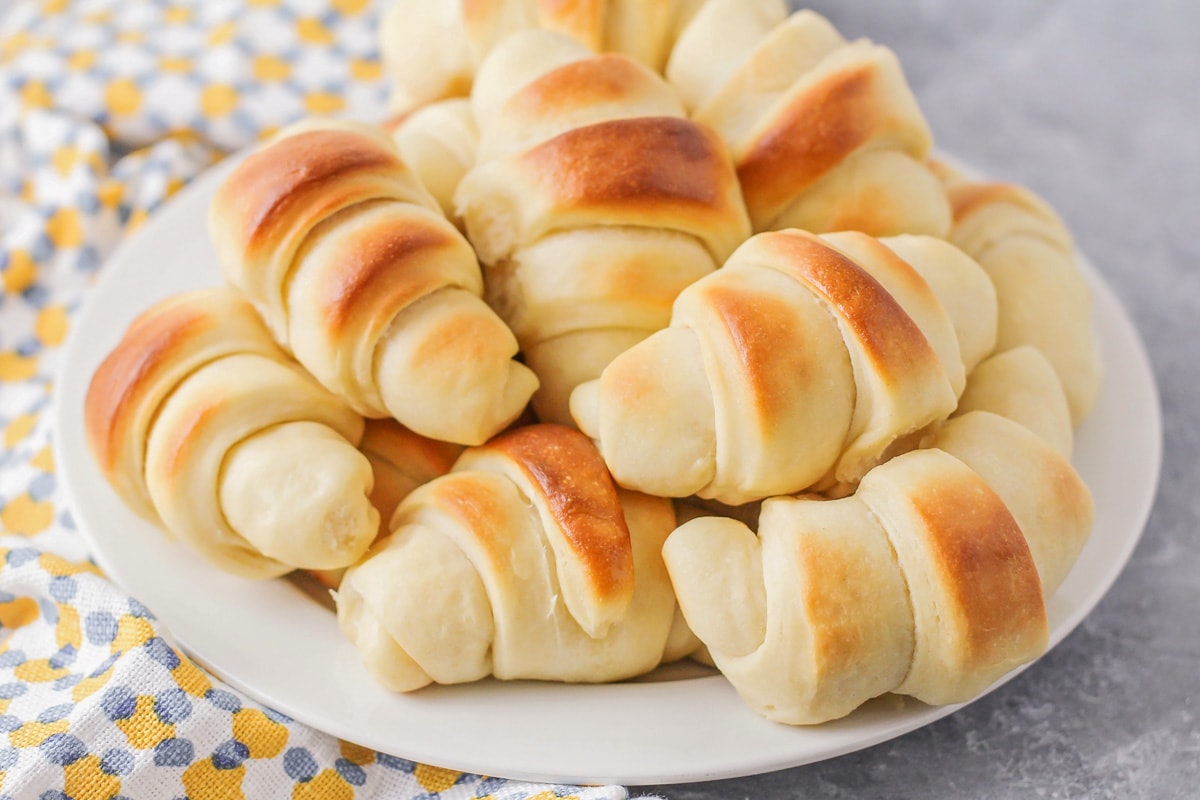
<box><xmin>0</xmin><ymin>2</ymin><xmax>641</xmax><ymax>797</ymax></box>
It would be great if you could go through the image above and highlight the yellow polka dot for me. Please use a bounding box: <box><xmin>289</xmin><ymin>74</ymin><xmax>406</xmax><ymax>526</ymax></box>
<box><xmin>81</xmin><ymin>10</ymin><xmax>111</xmax><ymax>24</ymax></box>
<box><xmin>349</xmin><ymin>58</ymin><xmax>382</xmax><ymax>81</ymax></box>
<box><xmin>0</xmin><ymin>597</ymin><xmax>39</xmax><ymax>629</ymax></box>
<box><xmin>163</xmin><ymin>5</ymin><xmax>191</xmax><ymax>24</ymax></box>
<box><xmin>166</xmin><ymin>177</ymin><xmax>186</xmax><ymax>198</ymax></box>
<box><xmin>172</xmin><ymin>657</ymin><xmax>213</xmax><ymax>697</ymax></box>
<box><xmin>39</xmin><ymin>552</ymin><xmax>101</xmax><ymax>577</ymax></box>
<box><xmin>105</xmin><ymin>78</ymin><xmax>142</xmax><ymax>116</ymax></box>
<box><xmin>1</xmin><ymin>31</ymin><xmax>32</xmax><ymax>61</ymax></box>
<box><xmin>3</xmin><ymin>414</ymin><xmax>37</xmax><ymax>448</ymax></box>
<box><xmin>46</xmin><ymin>207</ymin><xmax>85</xmax><ymax>249</ymax></box>
<box><xmin>3</xmin><ymin>250</ymin><xmax>36</xmax><ymax>293</ymax></box>
<box><xmin>293</xmin><ymin>769</ymin><xmax>353</xmax><ymax>800</ymax></box>
<box><xmin>1</xmin><ymin>494</ymin><xmax>54</xmax><ymax>536</ymax></box>
<box><xmin>184</xmin><ymin>762</ymin><xmax>246</xmax><ymax>800</ymax></box>
<box><xmin>159</xmin><ymin>55</ymin><xmax>192</xmax><ymax>73</ymax></box>
<box><xmin>297</xmin><ymin>18</ymin><xmax>334</xmax><ymax>45</ymax></box>
<box><xmin>20</xmin><ymin>179</ymin><xmax>35</xmax><ymax>203</ymax></box>
<box><xmin>305</xmin><ymin>92</ymin><xmax>345</xmax><ymax>115</ymax></box>
<box><xmin>523</xmin><ymin>793</ymin><xmax>562</xmax><ymax>800</ymax></box>
<box><xmin>20</xmin><ymin>80</ymin><xmax>52</xmax><ymax>109</ymax></box>
<box><xmin>0</xmin><ymin>698</ymin><xmax>11</xmax><ymax>714</ymax></box>
<box><xmin>201</xmin><ymin>84</ymin><xmax>239</xmax><ymax>118</ymax></box>
<box><xmin>116</xmin><ymin>30</ymin><xmax>143</xmax><ymax>44</ymax></box>
<box><xmin>332</xmin><ymin>0</ymin><xmax>369</xmax><ymax>13</ymax></box>
<box><xmin>208</xmin><ymin>21</ymin><xmax>236</xmax><ymax>46</ymax></box>
<box><xmin>115</xmin><ymin>696</ymin><xmax>175</xmax><ymax>749</ymax></box>
<box><xmin>56</xmin><ymin>604</ymin><xmax>81</xmax><ymax>650</ymax></box>
<box><xmin>8</xmin><ymin>719</ymin><xmax>69</xmax><ymax>747</ymax></box>
<box><xmin>97</xmin><ymin>179</ymin><xmax>124</xmax><ymax>210</ymax></box>
<box><xmin>36</xmin><ymin>305</ymin><xmax>69</xmax><ymax>347</ymax></box>
<box><xmin>126</xmin><ymin>208</ymin><xmax>149</xmax><ymax>232</ymax></box>
<box><xmin>232</xmin><ymin>709</ymin><xmax>288</xmax><ymax>758</ymax></box>
<box><xmin>111</xmin><ymin>614</ymin><xmax>156</xmax><ymax>653</ymax></box>
<box><xmin>52</xmin><ymin>146</ymin><xmax>81</xmax><ymax>177</ymax></box>
<box><xmin>31</xmin><ymin>445</ymin><xmax>55</xmax><ymax>473</ymax></box>
<box><xmin>14</xmin><ymin>659</ymin><xmax>70</xmax><ymax>683</ymax></box>
<box><xmin>73</xmin><ymin>666</ymin><xmax>115</xmax><ymax>702</ymax></box>
<box><xmin>41</xmin><ymin>0</ymin><xmax>69</xmax><ymax>13</ymax></box>
<box><xmin>65</xmin><ymin>755</ymin><xmax>121</xmax><ymax>800</ymax></box>
<box><xmin>66</xmin><ymin>49</ymin><xmax>95</xmax><ymax>71</ymax></box>
<box><xmin>256</xmin><ymin>125</ymin><xmax>280</xmax><ymax>141</ymax></box>
<box><xmin>252</xmin><ymin>54</ymin><xmax>291</xmax><ymax>82</ymax></box>
<box><xmin>338</xmin><ymin>740</ymin><xmax>374</xmax><ymax>765</ymax></box>
<box><xmin>249</xmin><ymin>0</ymin><xmax>278</xmax><ymax>5</ymax></box>
<box><xmin>414</xmin><ymin>764</ymin><xmax>462</xmax><ymax>793</ymax></box>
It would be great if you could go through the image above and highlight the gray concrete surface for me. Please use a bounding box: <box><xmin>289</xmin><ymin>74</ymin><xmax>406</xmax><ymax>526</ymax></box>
<box><xmin>640</xmin><ymin>2</ymin><xmax>1200</xmax><ymax>797</ymax></box>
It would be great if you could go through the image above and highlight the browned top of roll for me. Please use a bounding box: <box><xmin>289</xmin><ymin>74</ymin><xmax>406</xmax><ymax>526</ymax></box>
<box><xmin>517</xmin><ymin>116</ymin><xmax>748</xmax><ymax>257</ymax></box>
<box><xmin>507</xmin><ymin>54</ymin><xmax>663</xmax><ymax>118</ymax></box>
<box><xmin>481</xmin><ymin>423</ymin><xmax>634</xmax><ymax>602</ymax></box>
<box><xmin>214</xmin><ymin>129</ymin><xmax>404</xmax><ymax>255</ymax></box>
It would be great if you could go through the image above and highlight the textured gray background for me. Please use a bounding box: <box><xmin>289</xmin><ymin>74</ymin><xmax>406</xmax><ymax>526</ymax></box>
<box><xmin>640</xmin><ymin>1</ymin><xmax>1200</xmax><ymax>798</ymax></box>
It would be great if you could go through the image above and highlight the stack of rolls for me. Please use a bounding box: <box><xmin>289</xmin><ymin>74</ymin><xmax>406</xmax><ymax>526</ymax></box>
<box><xmin>82</xmin><ymin>0</ymin><xmax>1102</xmax><ymax>723</ymax></box>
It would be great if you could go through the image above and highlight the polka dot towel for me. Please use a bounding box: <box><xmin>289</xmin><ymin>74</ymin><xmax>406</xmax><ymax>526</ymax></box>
<box><xmin>0</xmin><ymin>2</ymin><xmax>641</xmax><ymax>798</ymax></box>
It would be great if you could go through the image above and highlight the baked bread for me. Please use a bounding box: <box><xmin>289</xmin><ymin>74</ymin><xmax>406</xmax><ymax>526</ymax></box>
<box><xmin>308</xmin><ymin>419</ymin><xmax>464</xmax><ymax>590</ymax></box>
<box><xmin>84</xmin><ymin>288</ymin><xmax>378</xmax><ymax>579</ymax></box>
<box><xmin>380</xmin><ymin>0</ymin><xmax>706</xmax><ymax>111</ymax></box>
<box><xmin>572</xmin><ymin>228</ymin><xmax>997</xmax><ymax>504</ymax></box>
<box><xmin>209</xmin><ymin>119</ymin><xmax>538</xmax><ymax>445</ymax></box>
<box><xmin>942</xmin><ymin>175</ymin><xmax>1102</xmax><ymax>421</ymax></box>
<box><xmin>456</xmin><ymin>31</ymin><xmax>751</xmax><ymax>422</ymax></box>
<box><xmin>335</xmin><ymin>424</ymin><xmax>681</xmax><ymax>690</ymax></box>
<box><xmin>386</xmin><ymin>99</ymin><xmax>479</xmax><ymax>226</ymax></box>
<box><xmin>666</xmin><ymin>2</ymin><xmax>951</xmax><ymax>237</ymax></box>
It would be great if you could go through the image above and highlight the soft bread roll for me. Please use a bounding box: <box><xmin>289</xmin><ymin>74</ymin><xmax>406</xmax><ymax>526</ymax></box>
<box><xmin>386</xmin><ymin>99</ymin><xmax>479</xmax><ymax>225</ymax></box>
<box><xmin>307</xmin><ymin>419</ymin><xmax>464</xmax><ymax>590</ymax></box>
<box><xmin>663</xmin><ymin>447</ymin><xmax>1050</xmax><ymax>725</ymax></box>
<box><xmin>210</xmin><ymin>119</ymin><xmax>538</xmax><ymax>445</ymax></box>
<box><xmin>84</xmin><ymin>288</ymin><xmax>378</xmax><ymax>579</ymax></box>
<box><xmin>666</xmin><ymin>4</ymin><xmax>950</xmax><ymax>236</ymax></box>
<box><xmin>335</xmin><ymin>424</ymin><xmax>680</xmax><ymax>690</ymax></box>
<box><xmin>380</xmin><ymin>0</ymin><xmax>706</xmax><ymax>111</ymax></box>
<box><xmin>457</xmin><ymin>32</ymin><xmax>751</xmax><ymax>423</ymax></box>
<box><xmin>943</xmin><ymin>179</ymin><xmax>1102</xmax><ymax>422</ymax></box>
<box><xmin>572</xmin><ymin>228</ymin><xmax>997</xmax><ymax>504</ymax></box>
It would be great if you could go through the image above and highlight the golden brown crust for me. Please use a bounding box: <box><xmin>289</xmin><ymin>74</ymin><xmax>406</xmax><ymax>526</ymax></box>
<box><xmin>908</xmin><ymin>467</ymin><xmax>1047</xmax><ymax>665</ymax></box>
<box><xmin>753</xmin><ymin>230</ymin><xmax>934</xmax><ymax>377</ymax></box>
<box><xmin>507</xmin><ymin>54</ymin><xmax>657</xmax><ymax>118</ymax></box>
<box><xmin>517</xmin><ymin>116</ymin><xmax>743</xmax><ymax>247</ymax></box>
<box><xmin>537</xmin><ymin>0</ymin><xmax>606</xmax><ymax>51</ymax></box>
<box><xmin>483</xmin><ymin>424</ymin><xmax>634</xmax><ymax>602</ymax></box>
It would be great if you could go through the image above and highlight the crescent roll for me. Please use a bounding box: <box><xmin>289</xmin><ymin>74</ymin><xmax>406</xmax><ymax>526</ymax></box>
<box><xmin>335</xmin><ymin>424</ymin><xmax>680</xmax><ymax>690</ymax></box>
<box><xmin>457</xmin><ymin>31</ymin><xmax>751</xmax><ymax>423</ymax></box>
<box><xmin>210</xmin><ymin>119</ymin><xmax>538</xmax><ymax>445</ymax></box>
<box><xmin>667</xmin><ymin>2</ymin><xmax>951</xmax><ymax>236</ymax></box>
<box><xmin>84</xmin><ymin>288</ymin><xmax>378</xmax><ymax>579</ymax></box>
<box><xmin>572</xmin><ymin>228</ymin><xmax>997</xmax><ymax>504</ymax></box>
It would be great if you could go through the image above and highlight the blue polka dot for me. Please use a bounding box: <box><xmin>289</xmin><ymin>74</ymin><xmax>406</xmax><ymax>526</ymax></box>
<box><xmin>0</xmin><ymin>683</ymin><xmax>26</xmax><ymax>699</ymax></box>
<box><xmin>76</xmin><ymin>192</ymin><xmax>100</xmax><ymax>214</ymax></box>
<box><xmin>143</xmin><ymin>637</ymin><xmax>180</xmax><ymax>669</ymax></box>
<box><xmin>49</xmin><ymin>644</ymin><xmax>76</xmax><ymax>670</ymax></box>
<box><xmin>153</xmin><ymin>688</ymin><xmax>192</xmax><ymax>725</ymax></box>
<box><xmin>38</xmin><ymin>792</ymin><xmax>69</xmax><ymax>800</ymax></box>
<box><xmin>127</xmin><ymin>598</ymin><xmax>155</xmax><ymax>619</ymax></box>
<box><xmin>204</xmin><ymin>688</ymin><xmax>241</xmax><ymax>713</ymax></box>
<box><xmin>53</xmin><ymin>674</ymin><xmax>83</xmax><ymax>691</ymax></box>
<box><xmin>37</xmin><ymin>597</ymin><xmax>58</xmax><ymax>624</ymax></box>
<box><xmin>0</xmin><ymin>650</ymin><xmax>24</xmax><ymax>668</ymax></box>
<box><xmin>375</xmin><ymin>752</ymin><xmax>415</xmax><ymax>772</ymax></box>
<box><xmin>77</xmin><ymin>244</ymin><xmax>101</xmax><ymax>273</ymax></box>
<box><xmin>334</xmin><ymin>758</ymin><xmax>367</xmax><ymax>787</ymax></box>
<box><xmin>0</xmin><ymin>716</ymin><xmax>22</xmax><ymax>733</ymax></box>
<box><xmin>100</xmin><ymin>686</ymin><xmax>136</xmax><ymax>722</ymax></box>
<box><xmin>47</xmin><ymin>575</ymin><xmax>76</xmax><ymax>602</ymax></box>
<box><xmin>90</xmin><ymin>652</ymin><xmax>120</xmax><ymax>678</ymax></box>
<box><xmin>263</xmin><ymin>707</ymin><xmax>292</xmax><ymax>724</ymax></box>
<box><xmin>153</xmin><ymin>737</ymin><xmax>194</xmax><ymax>768</ymax></box>
<box><xmin>28</xmin><ymin>472</ymin><xmax>57</xmax><ymax>502</ymax></box>
<box><xmin>100</xmin><ymin>748</ymin><xmax>135</xmax><ymax>776</ymax></box>
<box><xmin>6</xmin><ymin>548</ymin><xmax>39</xmax><ymax>567</ymax></box>
<box><xmin>36</xmin><ymin>703</ymin><xmax>73</xmax><ymax>723</ymax></box>
<box><xmin>40</xmin><ymin>733</ymin><xmax>87</xmax><ymax>766</ymax></box>
<box><xmin>0</xmin><ymin>591</ymin><xmax>12</xmax><ymax>603</ymax></box>
<box><xmin>59</xmin><ymin>510</ymin><xmax>76</xmax><ymax>531</ymax></box>
<box><xmin>283</xmin><ymin>747</ymin><xmax>318</xmax><ymax>782</ymax></box>
<box><xmin>0</xmin><ymin>747</ymin><xmax>19</xmax><ymax>769</ymax></box>
<box><xmin>212</xmin><ymin>740</ymin><xmax>249</xmax><ymax>770</ymax></box>
<box><xmin>84</xmin><ymin>611</ymin><xmax>119</xmax><ymax>645</ymax></box>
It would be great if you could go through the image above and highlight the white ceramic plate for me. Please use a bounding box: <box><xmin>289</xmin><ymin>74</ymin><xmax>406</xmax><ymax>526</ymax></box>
<box><xmin>54</xmin><ymin>154</ymin><xmax>1162</xmax><ymax>786</ymax></box>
